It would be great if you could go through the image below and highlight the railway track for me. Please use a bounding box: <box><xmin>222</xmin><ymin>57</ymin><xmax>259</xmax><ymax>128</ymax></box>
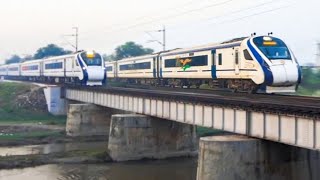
<box><xmin>65</xmin><ymin>85</ymin><xmax>320</xmax><ymax>118</ymax></box>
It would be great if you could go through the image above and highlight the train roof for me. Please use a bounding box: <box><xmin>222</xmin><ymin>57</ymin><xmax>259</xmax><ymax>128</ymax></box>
<box><xmin>160</xmin><ymin>37</ymin><xmax>247</xmax><ymax>57</ymax></box>
<box><xmin>105</xmin><ymin>37</ymin><xmax>248</xmax><ymax>63</ymax></box>
<box><xmin>111</xmin><ymin>54</ymin><xmax>158</xmax><ymax>63</ymax></box>
<box><xmin>7</xmin><ymin>63</ymin><xmax>20</xmax><ymax>66</ymax></box>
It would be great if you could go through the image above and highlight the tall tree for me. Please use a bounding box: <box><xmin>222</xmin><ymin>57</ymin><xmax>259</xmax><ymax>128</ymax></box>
<box><xmin>5</xmin><ymin>55</ymin><xmax>22</xmax><ymax>64</ymax></box>
<box><xmin>114</xmin><ymin>42</ymin><xmax>154</xmax><ymax>60</ymax></box>
<box><xmin>103</xmin><ymin>54</ymin><xmax>116</xmax><ymax>62</ymax></box>
<box><xmin>33</xmin><ymin>44</ymin><xmax>72</xmax><ymax>59</ymax></box>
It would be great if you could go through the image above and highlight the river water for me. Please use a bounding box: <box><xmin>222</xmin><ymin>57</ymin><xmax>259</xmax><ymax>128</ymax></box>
<box><xmin>0</xmin><ymin>158</ymin><xmax>197</xmax><ymax>180</ymax></box>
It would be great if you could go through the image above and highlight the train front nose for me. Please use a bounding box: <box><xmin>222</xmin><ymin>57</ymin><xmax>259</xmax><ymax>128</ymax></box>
<box><xmin>270</xmin><ymin>60</ymin><xmax>299</xmax><ymax>86</ymax></box>
<box><xmin>86</xmin><ymin>66</ymin><xmax>105</xmax><ymax>86</ymax></box>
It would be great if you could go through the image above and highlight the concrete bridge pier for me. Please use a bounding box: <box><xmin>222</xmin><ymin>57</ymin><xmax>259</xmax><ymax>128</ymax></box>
<box><xmin>66</xmin><ymin>104</ymin><xmax>111</xmax><ymax>136</ymax></box>
<box><xmin>108</xmin><ymin>114</ymin><xmax>197</xmax><ymax>161</ymax></box>
<box><xmin>43</xmin><ymin>86</ymin><xmax>67</xmax><ymax>116</ymax></box>
<box><xmin>197</xmin><ymin>135</ymin><xmax>320</xmax><ymax>180</ymax></box>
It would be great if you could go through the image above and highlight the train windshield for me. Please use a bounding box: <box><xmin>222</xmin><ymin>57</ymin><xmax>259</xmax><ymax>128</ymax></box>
<box><xmin>80</xmin><ymin>52</ymin><xmax>102</xmax><ymax>66</ymax></box>
<box><xmin>253</xmin><ymin>37</ymin><xmax>291</xmax><ymax>60</ymax></box>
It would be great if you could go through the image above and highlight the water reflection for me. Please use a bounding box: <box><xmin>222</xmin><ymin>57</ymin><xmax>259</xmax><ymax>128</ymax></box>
<box><xmin>0</xmin><ymin>158</ymin><xmax>197</xmax><ymax>180</ymax></box>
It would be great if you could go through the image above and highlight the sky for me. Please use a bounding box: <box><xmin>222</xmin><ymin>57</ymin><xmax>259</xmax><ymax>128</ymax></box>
<box><xmin>0</xmin><ymin>0</ymin><xmax>319</xmax><ymax>65</ymax></box>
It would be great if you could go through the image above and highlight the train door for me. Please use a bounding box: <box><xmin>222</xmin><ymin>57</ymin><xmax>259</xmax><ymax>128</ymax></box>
<box><xmin>64</xmin><ymin>59</ymin><xmax>67</xmax><ymax>77</ymax></box>
<box><xmin>114</xmin><ymin>61</ymin><xmax>118</xmax><ymax>78</ymax></box>
<box><xmin>234</xmin><ymin>48</ymin><xmax>240</xmax><ymax>75</ymax></box>
<box><xmin>40</xmin><ymin>61</ymin><xmax>43</xmax><ymax>77</ymax></box>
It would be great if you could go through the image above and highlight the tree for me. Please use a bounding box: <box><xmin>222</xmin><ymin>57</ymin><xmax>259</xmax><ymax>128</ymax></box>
<box><xmin>21</xmin><ymin>55</ymin><xmax>34</xmax><ymax>62</ymax></box>
<box><xmin>103</xmin><ymin>54</ymin><xmax>116</xmax><ymax>62</ymax></box>
<box><xmin>114</xmin><ymin>42</ymin><xmax>154</xmax><ymax>60</ymax></box>
<box><xmin>5</xmin><ymin>55</ymin><xmax>22</xmax><ymax>64</ymax></box>
<box><xmin>33</xmin><ymin>44</ymin><xmax>72</xmax><ymax>59</ymax></box>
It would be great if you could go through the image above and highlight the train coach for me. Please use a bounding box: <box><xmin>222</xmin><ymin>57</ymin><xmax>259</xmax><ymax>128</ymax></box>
<box><xmin>106</xmin><ymin>35</ymin><xmax>302</xmax><ymax>93</ymax></box>
<box><xmin>0</xmin><ymin>50</ymin><xmax>106</xmax><ymax>86</ymax></box>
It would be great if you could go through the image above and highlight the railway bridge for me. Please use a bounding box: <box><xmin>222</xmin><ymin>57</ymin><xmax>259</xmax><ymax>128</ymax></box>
<box><xmin>44</xmin><ymin>85</ymin><xmax>320</xmax><ymax>179</ymax></box>
<box><xmin>62</xmin><ymin>86</ymin><xmax>320</xmax><ymax>151</ymax></box>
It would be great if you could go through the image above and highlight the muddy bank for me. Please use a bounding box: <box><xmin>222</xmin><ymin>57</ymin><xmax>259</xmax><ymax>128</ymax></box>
<box><xmin>0</xmin><ymin>149</ymin><xmax>112</xmax><ymax>169</ymax></box>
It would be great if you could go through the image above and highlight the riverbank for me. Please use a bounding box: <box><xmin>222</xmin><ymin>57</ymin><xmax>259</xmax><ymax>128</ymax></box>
<box><xmin>0</xmin><ymin>82</ymin><xmax>112</xmax><ymax>169</ymax></box>
<box><xmin>0</xmin><ymin>120</ymin><xmax>111</xmax><ymax>169</ymax></box>
<box><xmin>0</xmin><ymin>148</ymin><xmax>110</xmax><ymax>169</ymax></box>
<box><xmin>0</xmin><ymin>81</ymin><xmax>202</xmax><ymax>170</ymax></box>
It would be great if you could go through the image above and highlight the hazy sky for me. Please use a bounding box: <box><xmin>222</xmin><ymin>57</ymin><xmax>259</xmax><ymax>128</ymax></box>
<box><xmin>0</xmin><ymin>0</ymin><xmax>319</xmax><ymax>65</ymax></box>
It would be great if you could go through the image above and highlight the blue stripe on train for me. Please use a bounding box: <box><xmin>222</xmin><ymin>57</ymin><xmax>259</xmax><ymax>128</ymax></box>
<box><xmin>77</xmin><ymin>54</ymin><xmax>88</xmax><ymax>84</ymax></box>
<box><xmin>211</xmin><ymin>65</ymin><xmax>217</xmax><ymax>79</ymax></box>
<box><xmin>247</xmin><ymin>40</ymin><xmax>273</xmax><ymax>85</ymax></box>
<box><xmin>211</xmin><ymin>49</ymin><xmax>217</xmax><ymax>79</ymax></box>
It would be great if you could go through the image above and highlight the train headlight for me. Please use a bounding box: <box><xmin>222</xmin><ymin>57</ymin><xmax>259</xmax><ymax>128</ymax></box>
<box><xmin>83</xmin><ymin>67</ymin><xmax>87</xmax><ymax>70</ymax></box>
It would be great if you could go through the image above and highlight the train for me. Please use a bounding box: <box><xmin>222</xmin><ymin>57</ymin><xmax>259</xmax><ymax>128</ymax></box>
<box><xmin>0</xmin><ymin>35</ymin><xmax>301</xmax><ymax>94</ymax></box>
<box><xmin>0</xmin><ymin>51</ymin><xmax>106</xmax><ymax>86</ymax></box>
<box><xmin>106</xmin><ymin>35</ymin><xmax>302</xmax><ymax>93</ymax></box>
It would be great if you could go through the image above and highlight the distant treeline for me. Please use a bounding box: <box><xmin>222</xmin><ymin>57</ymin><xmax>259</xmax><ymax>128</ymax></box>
<box><xmin>4</xmin><ymin>41</ymin><xmax>154</xmax><ymax>64</ymax></box>
<box><xmin>5</xmin><ymin>44</ymin><xmax>72</xmax><ymax>64</ymax></box>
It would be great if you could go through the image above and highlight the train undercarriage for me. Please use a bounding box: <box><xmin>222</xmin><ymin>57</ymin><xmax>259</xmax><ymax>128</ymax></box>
<box><xmin>111</xmin><ymin>78</ymin><xmax>259</xmax><ymax>93</ymax></box>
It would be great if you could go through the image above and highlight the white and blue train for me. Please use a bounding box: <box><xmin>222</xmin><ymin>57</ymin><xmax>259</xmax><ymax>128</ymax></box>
<box><xmin>0</xmin><ymin>51</ymin><xmax>106</xmax><ymax>86</ymax></box>
<box><xmin>105</xmin><ymin>35</ymin><xmax>302</xmax><ymax>93</ymax></box>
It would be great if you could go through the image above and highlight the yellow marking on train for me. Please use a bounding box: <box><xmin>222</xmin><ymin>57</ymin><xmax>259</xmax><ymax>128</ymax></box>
<box><xmin>263</xmin><ymin>41</ymin><xmax>277</xmax><ymax>46</ymax></box>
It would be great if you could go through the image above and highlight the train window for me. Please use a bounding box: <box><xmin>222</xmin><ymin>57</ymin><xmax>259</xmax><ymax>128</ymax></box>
<box><xmin>106</xmin><ymin>66</ymin><xmax>113</xmax><ymax>72</ymax></box>
<box><xmin>165</xmin><ymin>55</ymin><xmax>208</xmax><ymax>68</ymax></box>
<box><xmin>45</xmin><ymin>62</ymin><xmax>63</xmax><ymax>69</ymax></box>
<box><xmin>8</xmin><ymin>67</ymin><xmax>19</xmax><ymax>71</ymax></box>
<box><xmin>165</xmin><ymin>59</ymin><xmax>177</xmax><ymax>68</ymax></box>
<box><xmin>253</xmin><ymin>37</ymin><xmax>291</xmax><ymax>60</ymax></box>
<box><xmin>190</xmin><ymin>56</ymin><xmax>208</xmax><ymax>66</ymax></box>
<box><xmin>22</xmin><ymin>65</ymin><xmax>38</xmax><ymax>71</ymax></box>
<box><xmin>243</xmin><ymin>49</ymin><xmax>253</xmax><ymax>60</ymax></box>
<box><xmin>120</xmin><ymin>64</ymin><xmax>128</xmax><ymax>70</ymax></box>
<box><xmin>81</xmin><ymin>52</ymin><xmax>102</xmax><ymax>66</ymax></box>
<box><xmin>218</xmin><ymin>54</ymin><xmax>222</xmax><ymax>65</ymax></box>
<box><xmin>235</xmin><ymin>50</ymin><xmax>239</xmax><ymax>65</ymax></box>
<box><xmin>119</xmin><ymin>62</ymin><xmax>151</xmax><ymax>71</ymax></box>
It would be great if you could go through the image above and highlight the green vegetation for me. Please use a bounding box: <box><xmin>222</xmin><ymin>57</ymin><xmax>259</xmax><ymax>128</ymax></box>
<box><xmin>0</xmin><ymin>131</ymin><xmax>63</xmax><ymax>141</ymax></box>
<box><xmin>196</xmin><ymin>126</ymin><xmax>223</xmax><ymax>137</ymax></box>
<box><xmin>105</xmin><ymin>41</ymin><xmax>154</xmax><ymax>61</ymax></box>
<box><xmin>64</xmin><ymin>149</ymin><xmax>108</xmax><ymax>159</ymax></box>
<box><xmin>0</xmin><ymin>82</ymin><xmax>66</xmax><ymax>125</ymax></box>
<box><xmin>5</xmin><ymin>44</ymin><xmax>72</xmax><ymax>64</ymax></box>
<box><xmin>297</xmin><ymin>68</ymin><xmax>320</xmax><ymax>96</ymax></box>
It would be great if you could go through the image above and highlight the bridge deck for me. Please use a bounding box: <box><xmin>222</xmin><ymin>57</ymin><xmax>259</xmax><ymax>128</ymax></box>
<box><xmin>64</xmin><ymin>86</ymin><xmax>320</xmax><ymax>151</ymax></box>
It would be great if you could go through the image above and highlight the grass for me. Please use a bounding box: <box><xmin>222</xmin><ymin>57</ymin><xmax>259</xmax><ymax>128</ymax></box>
<box><xmin>64</xmin><ymin>149</ymin><xmax>108</xmax><ymax>159</ymax></box>
<box><xmin>0</xmin><ymin>131</ymin><xmax>64</xmax><ymax>141</ymax></box>
<box><xmin>196</xmin><ymin>126</ymin><xmax>223</xmax><ymax>137</ymax></box>
<box><xmin>0</xmin><ymin>82</ymin><xmax>66</xmax><ymax>125</ymax></box>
